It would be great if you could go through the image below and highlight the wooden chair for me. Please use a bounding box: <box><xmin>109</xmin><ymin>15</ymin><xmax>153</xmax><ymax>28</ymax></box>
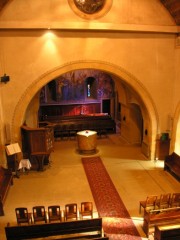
<box><xmin>156</xmin><ymin>193</ymin><xmax>171</xmax><ymax>209</ymax></box>
<box><xmin>48</xmin><ymin>205</ymin><xmax>61</xmax><ymax>222</ymax></box>
<box><xmin>64</xmin><ymin>203</ymin><xmax>78</xmax><ymax>221</ymax></box>
<box><xmin>69</xmin><ymin>124</ymin><xmax>77</xmax><ymax>140</ymax></box>
<box><xmin>61</xmin><ymin>125</ymin><xmax>69</xmax><ymax>140</ymax></box>
<box><xmin>80</xmin><ymin>202</ymin><xmax>93</xmax><ymax>219</ymax></box>
<box><xmin>15</xmin><ymin>207</ymin><xmax>32</xmax><ymax>225</ymax></box>
<box><xmin>169</xmin><ymin>193</ymin><xmax>180</xmax><ymax>207</ymax></box>
<box><xmin>139</xmin><ymin>195</ymin><xmax>158</xmax><ymax>213</ymax></box>
<box><xmin>32</xmin><ymin>206</ymin><xmax>47</xmax><ymax>223</ymax></box>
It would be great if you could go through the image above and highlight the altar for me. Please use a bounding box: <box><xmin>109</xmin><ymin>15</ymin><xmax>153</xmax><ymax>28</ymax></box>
<box><xmin>77</xmin><ymin>130</ymin><xmax>97</xmax><ymax>154</ymax></box>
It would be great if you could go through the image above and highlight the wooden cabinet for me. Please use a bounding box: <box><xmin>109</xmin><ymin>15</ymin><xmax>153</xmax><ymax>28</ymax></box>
<box><xmin>21</xmin><ymin>125</ymin><xmax>54</xmax><ymax>170</ymax></box>
<box><xmin>155</xmin><ymin>139</ymin><xmax>170</xmax><ymax>160</ymax></box>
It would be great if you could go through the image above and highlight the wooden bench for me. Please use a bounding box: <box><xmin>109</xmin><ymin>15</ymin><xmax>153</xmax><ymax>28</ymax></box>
<box><xmin>0</xmin><ymin>166</ymin><xmax>13</xmax><ymax>216</ymax></box>
<box><xmin>143</xmin><ymin>207</ymin><xmax>180</xmax><ymax>237</ymax></box>
<box><xmin>5</xmin><ymin>218</ymin><xmax>108</xmax><ymax>240</ymax></box>
<box><xmin>39</xmin><ymin>114</ymin><xmax>116</xmax><ymax>139</ymax></box>
<box><xmin>164</xmin><ymin>152</ymin><xmax>180</xmax><ymax>180</ymax></box>
<box><xmin>154</xmin><ymin>224</ymin><xmax>180</xmax><ymax>240</ymax></box>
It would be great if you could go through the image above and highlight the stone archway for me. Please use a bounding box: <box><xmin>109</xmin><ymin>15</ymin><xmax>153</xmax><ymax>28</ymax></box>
<box><xmin>11</xmin><ymin>60</ymin><xmax>158</xmax><ymax>159</ymax></box>
<box><xmin>170</xmin><ymin>101</ymin><xmax>180</xmax><ymax>155</ymax></box>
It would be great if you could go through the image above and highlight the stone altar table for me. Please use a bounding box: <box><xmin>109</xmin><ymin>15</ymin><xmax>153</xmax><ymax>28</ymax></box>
<box><xmin>77</xmin><ymin>130</ymin><xmax>97</xmax><ymax>154</ymax></box>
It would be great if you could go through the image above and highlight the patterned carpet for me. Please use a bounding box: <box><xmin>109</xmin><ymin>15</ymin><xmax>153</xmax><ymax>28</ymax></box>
<box><xmin>82</xmin><ymin>156</ymin><xmax>142</xmax><ymax>240</ymax></box>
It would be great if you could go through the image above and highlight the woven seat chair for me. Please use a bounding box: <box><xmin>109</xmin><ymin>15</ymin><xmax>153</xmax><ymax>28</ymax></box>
<box><xmin>64</xmin><ymin>203</ymin><xmax>78</xmax><ymax>221</ymax></box>
<box><xmin>80</xmin><ymin>202</ymin><xmax>93</xmax><ymax>219</ymax></box>
<box><xmin>48</xmin><ymin>205</ymin><xmax>61</xmax><ymax>222</ymax></box>
<box><xmin>15</xmin><ymin>207</ymin><xmax>32</xmax><ymax>225</ymax></box>
<box><xmin>32</xmin><ymin>206</ymin><xmax>47</xmax><ymax>224</ymax></box>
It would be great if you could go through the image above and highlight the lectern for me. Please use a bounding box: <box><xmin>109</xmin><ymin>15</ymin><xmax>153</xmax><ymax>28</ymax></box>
<box><xmin>5</xmin><ymin>143</ymin><xmax>21</xmax><ymax>176</ymax></box>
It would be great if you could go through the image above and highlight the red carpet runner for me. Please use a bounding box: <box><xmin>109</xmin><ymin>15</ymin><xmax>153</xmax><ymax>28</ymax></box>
<box><xmin>82</xmin><ymin>157</ymin><xmax>141</xmax><ymax>240</ymax></box>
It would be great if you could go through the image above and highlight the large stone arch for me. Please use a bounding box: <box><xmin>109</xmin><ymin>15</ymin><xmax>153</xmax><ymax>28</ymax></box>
<box><xmin>170</xmin><ymin>101</ymin><xmax>180</xmax><ymax>155</ymax></box>
<box><xmin>11</xmin><ymin>60</ymin><xmax>158</xmax><ymax>159</ymax></box>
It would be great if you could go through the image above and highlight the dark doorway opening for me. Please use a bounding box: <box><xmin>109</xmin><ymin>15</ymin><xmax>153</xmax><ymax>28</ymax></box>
<box><xmin>102</xmin><ymin>99</ymin><xmax>110</xmax><ymax>115</ymax></box>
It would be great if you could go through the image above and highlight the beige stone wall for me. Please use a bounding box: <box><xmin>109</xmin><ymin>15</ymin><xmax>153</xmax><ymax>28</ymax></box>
<box><xmin>0</xmin><ymin>0</ymin><xmax>179</xmax><ymax>161</ymax></box>
<box><xmin>0</xmin><ymin>32</ymin><xmax>177</xmax><ymax>128</ymax></box>
<box><xmin>0</xmin><ymin>0</ymin><xmax>175</xmax><ymax>26</ymax></box>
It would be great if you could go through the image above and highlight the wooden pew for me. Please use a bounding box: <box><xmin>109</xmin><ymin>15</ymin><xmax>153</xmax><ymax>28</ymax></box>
<box><xmin>154</xmin><ymin>224</ymin><xmax>180</xmax><ymax>240</ymax></box>
<box><xmin>39</xmin><ymin>114</ymin><xmax>116</xmax><ymax>139</ymax></box>
<box><xmin>143</xmin><ymin>207</ymin><xmax>180</xmax><ymax>237</ymax></box>
<box><xmin>0</xmin><ymin>166</ymin><xmax>13</xmax><ymax>216</ymax></box>
<box><xmin>5</xmin><ymin>218</ymin><xmax>108</xmax><ymax>240</ymax></box>
<box><xmin>164</xmin><ymin>152</ymin><xmax>180</xmax><ymax>180</ymax></box>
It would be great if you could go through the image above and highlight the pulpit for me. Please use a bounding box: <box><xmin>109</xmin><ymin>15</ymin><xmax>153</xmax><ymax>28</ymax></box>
<box><xmin>21</xmin><ymin>125</ymin><xmax>54</xmax><ymax>171</ymax></box>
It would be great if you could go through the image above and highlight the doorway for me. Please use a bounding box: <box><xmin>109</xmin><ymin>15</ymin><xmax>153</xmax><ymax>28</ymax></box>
<box><xmin>102</xmin><ymin>99</ymin><xmax>110</xmax><ymax>115</ymax></box>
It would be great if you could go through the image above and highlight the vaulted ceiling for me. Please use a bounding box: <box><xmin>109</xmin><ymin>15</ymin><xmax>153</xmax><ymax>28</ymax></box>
<box><xmin>0</xmin><ymin>0</ymin><xmax>180</xmax><ymax>26</ymax></box>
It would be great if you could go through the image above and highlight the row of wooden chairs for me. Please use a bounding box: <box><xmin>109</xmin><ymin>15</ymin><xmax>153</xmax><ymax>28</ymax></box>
<box><xmin>15</xmin><ymin>202</ymin><xmax>93</xmax><ymax>225</ymax></box>
<box><xmin>139</xmin><ymin>192</ymin><xmax>180</xmax><ymax>214</ymax></box>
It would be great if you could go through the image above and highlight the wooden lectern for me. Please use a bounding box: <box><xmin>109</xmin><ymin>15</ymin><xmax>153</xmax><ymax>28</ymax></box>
<box><xmin>5</xmin><ymin>143</ymin><xmax>21</xmax><ymax>177</ymax></box>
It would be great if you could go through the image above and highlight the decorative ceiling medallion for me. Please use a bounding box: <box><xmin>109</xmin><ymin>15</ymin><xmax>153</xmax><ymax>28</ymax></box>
<box><xmin>74</xmin><ymin>0</ymin><xmax>105</xmax><ymax>14</ymax></box>
<box><xmin>68</xmin><ymin>0</ymin><xmax>112</xmax><ymax>20</ymax></box>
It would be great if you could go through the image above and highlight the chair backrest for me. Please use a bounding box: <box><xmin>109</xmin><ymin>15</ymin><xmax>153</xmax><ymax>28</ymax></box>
<box><xmin>160</xmin><ymin>193</ymin><xmax>171</xmax><ymax>203</ymax></box>
<box><xmin>170</xmin><ymin>193</ymin><xmax>180</xmax><ymax>206</ymax></box>
<box><xmin>65</xmin><ymin>203</ymin><xmax>77</xmax><ymax>220</ymax></box>
<box><xmin>157</xmin><ymin>193</ymin><xmax>171</xmax><ymax>208</ymax></box>
<box><xmin>33</xmin><ymin>206</ymin><xmax>46</xmax><ymax>218</ymax></box>
<box><xmin>48</xmin><ymin>205</ymin><xmax>61</xmax><ymax>217</ymax></box>
<box><xmin>146</xmin><ymin>195</ymin><xmax>158</xmax><ymax>205</ymax></box>
<box><xmin>81</xmin><ymin>202</ymin><xmax>93</xmax><ymax>212</ymax></box>
<box><xmin>15</xmin><ymin>208</ymin><xmax>29</xmax><ymax>220</ymax></box>
<box><xmin>65</xmin><ymin>203</ymin><xmax>77</xmax><ymax>214</ymax></box>
<box><xmin>15</xmin><ymin>207</ymin><xmax>32</xmax><ymax>225</ymax></box>
<box><xmin>81</xmin><ymin>202</ymin><xmax>93</xmax><ymax>218</ymax></box>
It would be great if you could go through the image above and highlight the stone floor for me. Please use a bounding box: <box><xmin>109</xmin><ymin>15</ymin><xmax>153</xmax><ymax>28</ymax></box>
<box><xmin>0</xmin><ymin>134</ymin><xmax>180</xmax><ymax>240</ymax></box>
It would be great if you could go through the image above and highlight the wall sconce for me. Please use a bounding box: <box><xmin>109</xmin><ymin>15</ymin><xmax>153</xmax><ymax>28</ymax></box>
<box><xmin>0</xmin><ymin>74</ymin><xmax>10</xmax><ymax>83</ymax></box>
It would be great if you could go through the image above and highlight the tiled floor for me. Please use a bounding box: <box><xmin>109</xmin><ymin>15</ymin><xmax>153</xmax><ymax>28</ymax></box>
<box><xmin>0</xmin><ymin>134</ymin><xmax>180</xmax><ymax>240</ymax></box>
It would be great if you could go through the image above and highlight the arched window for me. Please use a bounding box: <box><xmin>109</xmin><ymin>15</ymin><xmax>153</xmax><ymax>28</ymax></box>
<box><xmin>86</xmin><ymin>77</ymin><xmax>97</xmax><ymax>99</ymax></box>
